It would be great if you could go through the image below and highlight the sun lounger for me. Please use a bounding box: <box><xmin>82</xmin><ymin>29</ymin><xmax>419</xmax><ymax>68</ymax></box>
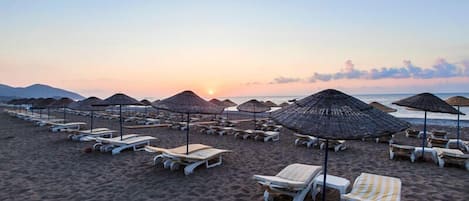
<box><xmin>253</xmin><ymin>163</ymin><xmax>323</xmax><ymax>201</ymax></box>
<box><xmin>375</xmin><ymin>135</ymin><xmax>394</xmax><ymax>144</ymax></box>
<box><xmin>254</xmin><ymin>131</ymin><xmax>280</xmax><ymax>142</ymax></box>
<box><xmin>35</xmin><ymin>118</ymin><xmax>64</xmax><ymax>126</ymax></box>
<box><xmin>389</xmin><ymin>144</ymin><xmax>416</xmax><ymax>162</ymax></box>
<box><xmin>405</xmin><ymin>129</ymin><xmax>420</xmax><ymax>138</ymax></box>
<box><xmin>341</xmin><ymin>173</ymin><xmax>401</xmax><ymax>201</ymax></box>
<box><xmin>145</xmin><ymin>144</ymin><xmax>213</xmax><ymax>165</ymax></box>
<box><xmin>93</xmin><ymin>135</ymin><xmax>156</xmax><ymax>155</ymax></box>
<box><xmin>70</xmin><ymin>129</ymin><xmax>117</xmax><ymax>141</ymax></box>
<box><xmin>50</xmin><ymin>122</ymin><xmax>86</xmax><ymax>132</ymax></box>
<box><xmin>294</xmin><ymin>133</ymin><xmax>319</xmax><ymax>148</ymax></box>
<box><xmin>320</xmin><ymin>139</ymin><xmax>346</xmax><ymax>152</ymax></box>
<box><xmin>427</xmin><ymin>137</ymin><xmax>449</xmax><ymax>148</ymax></box>
<box><xmin>152</xmin><ymin>147</ymin><xmax>231</xmax><ymax>175</ymax></box>
<box><xmin>234</xmin><ymin>129</ymin><xmax>264</xmax><ymax>140</ymax></box>
<box><xmin>431</xmin><ymin>130</ymin><xmax>448</xmax><ymax>139</ymax></box>
<box><xmin>433</xmin><ymin>147</ymin><xmax>469</xmax><ymax>171</ymax></box>
<box><xmin>446</xmin><ymin>139</ymin><xmax>469</xmax><ymax>151</ymax></box>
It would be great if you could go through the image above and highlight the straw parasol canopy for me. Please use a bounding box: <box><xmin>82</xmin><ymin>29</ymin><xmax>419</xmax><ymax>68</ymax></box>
<box><xmin>94</xmin><ymin>93</ymin><xmax>142</xmax><ymax>140</ymax></box>
<box><xmin>263</xmin><ymin>100</ymin><xmax>278</xmax><ymax>107</ymax></box>
<box><xmin>393</xmin><ymin>93</ymin><xmax>461</xmax><ymax>114</ymax></box>
<box><xmin>237</xmin><ymin>99</ymin><xmax>271</xmax><ymax>129</ymax></box>
<box><xmin>69</xmin><ymin>97</ymin><xmax>107</xmax><ymax>132</ymax></box>
<box><xmin>393</xmin><ymin>93</ymin><xmax>461</xmax><ymax>158</ymax></box>
<box><xmin>140</xmin><ymin>99</ymin><xmax>152</xmax><ymax>106</ymax></box>
<box><xmin>272</xmin><ymin>89</ymin><xmax>410</xmax><ymax>201</ymax></box>
<box><xmin>209</xmin><ymin>98</ymin><xmax>226</xmax><ymax>107</ymax></box>
<box><xmin>273</xmin><ymin>89</ymin><xmax>410</xmax><ymax>140</ymax></box>
<box><xmin>237</xmin><ymin>99</ymin><xmax>271</xmax><ymax>113</ymax></box>
<box><xmin>154</xmin><ymin>91</ymin><xmax>224</xmax><ymax>114</ymax></box>
<box><xmin>279</xmin><ymin>102</ymin><xmax>289</xmax><ymax>107</ymax></box>
<box><xmin>31</xmin><ymin>98</ymin><xmax>54</xmax><ymax>109</ymax></box>
<box><xmin>222</xmin><ymin>99</ymin><xmax>237</xmax><ymax>107</ymax></box>
<box><xmin>369</xmin><ymin>101</ymin><xmax>397</xmax><ymax>113</ymax></box>
<box><xmin>445</xmin><ymin>96</ymin><xmax>469</xmax><ymax>149</ymax></box>
<box><xmin>47</xmin><ymin>97</ymin><xmax>75</xmax><ymax>122</ymax></box>
<box><xmin>153</xmin><ymin>90</ymin><xmax>224</xmax><ymax>154</ymax></box>
<box><xmin>446</xmin><ymin>96</ymin><xmax>469</xmax><ymax>107</ymax></box>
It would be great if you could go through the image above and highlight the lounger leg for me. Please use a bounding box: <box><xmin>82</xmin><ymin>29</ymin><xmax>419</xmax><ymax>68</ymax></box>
<box><xmin>438</xmin><ymin>158</ymin><xmax>445</xmax><ymax>168</ymax></box>
<box><xmin>153</xmin><ymin>154</ymin><xmax>165</xmax><ymax>166</ymax></box>
<box><xmin>163</xmin><ymin>160</ymin><xmax>172</xmax><ymax>169</ymax></box>
<box><xmin>410</xmin><ymin>153</ymin><xmax>415</xmax><ymax>163</ymax></box>
<box><xmin>389</xmin><ymin>150</ymin><xmax>394</xmax><ymax>160</ymax></box>
<box><xmin>294</xmin><ymin>139</ymin><xmax>300</xmax><ymax>146</ymax></box>
<box><xmin>263</xmin><ymin>190</ymin><xmax>273</xmax><ymax>201</ymax></box>
<box><xmin>184</xmin><ymin>160</ymin><xmax>206</xmax><ymax>175</ymax></box>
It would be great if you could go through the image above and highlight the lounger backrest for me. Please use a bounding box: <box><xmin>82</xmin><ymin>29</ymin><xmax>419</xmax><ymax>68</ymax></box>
<box><xmin>276</xmin><ymin>163</ymin><xmax>322</xmax><ymax>184</ymax></box>
<box><xmin>344</xmin><ymin>173</ymin><xmax>401</xmax><ymax>201</ymax></box>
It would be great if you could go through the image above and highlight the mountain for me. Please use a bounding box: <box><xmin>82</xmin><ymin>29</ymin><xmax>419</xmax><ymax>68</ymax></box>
<box><xmin>0</xmin><ymin>83</ymin><xmax>84</xmax><ymax>100</ymax></box>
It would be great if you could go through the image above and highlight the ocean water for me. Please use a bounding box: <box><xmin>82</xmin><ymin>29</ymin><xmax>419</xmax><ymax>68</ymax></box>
<box><xmin>220</xmin><ymin>93</ymin><xmax>469</xmax><ymax>123</ymax></box>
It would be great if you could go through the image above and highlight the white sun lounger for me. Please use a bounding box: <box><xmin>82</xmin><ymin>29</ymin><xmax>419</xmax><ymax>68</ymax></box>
<box><xmin>152</xmin><ymin>146</ymin><xmax>231</xmax><ymax>175</ymax></box>
<box><xmin>145</xmin><ymin>144</ymin><xmax>213</xmax><ymax>165</ymax></box>
<box><xmin>50</xmin><ymin>122</ymin><xmax>86</xmax><ymax>132</ymax></box>
<box><xmin>432</xmin><ymin>147</ymin><xmax>469</xmax><ymax>171</ymax></box>
<box><xmin>35</xmin><ymin>118</ymin><xmax>64</xmax><ymax>127</ymax></box>
<box><xmin>294</xmin><ymin>133</ymin><xmax>319</xmax><ymax>148</ymax></box>
<box><xmin>341</xmin><ymin>173</ymin><xmax>401</xmax><ymax>201</ymax></box>
<box><xmin>93</xmin><ymin>135</ymin><xmax>156</xmax><ymax>155</ymax></box>
<box><xmin>253</xmin><ymin>163</ymin><xmax>323</xmax><ymax>201</ymax></box>
<box><xmin>254</xmin><ymin>131</ymin><xmax>280</xmax><ymax>142</ymax></box>
<box><xmin>71</xmin><ymin>129</ymin><xmax>117</xmax><ymax>142</ymax></box>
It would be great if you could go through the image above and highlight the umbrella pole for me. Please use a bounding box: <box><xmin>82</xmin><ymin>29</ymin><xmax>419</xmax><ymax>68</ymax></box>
<box><xmin>90</xmin><ymin>111</ymin><xmax>94</xmax><ymax>132</ymax></box>
<box><xmin>47</xmin><ymin>108</ymin><xmax>50</xmax><ymax>120</ymax></box>
<box><xmin>422</xmin><ymin>111</ymin><xmax>427</xmax><ymax>159</ymax></box>
<box><xmin>321</xmin><ymin>139</ymin><xmax>329</xmax><ymax>201</ymax></box>
<box><xmin>120</xmin><ymin>105</ymin><xmax>123</xmax><ymax>140</ymax></box>
<box><xmin>186</xmin><ymin>113</ymin><xmax>190</xmax><ymax>155</ymax></box>
<box><xmin>457</xmin><ymin>105</ymin><xmax>460</xmax><ymax>149</ymax></box>
<box><xmin>40</xmin><ymin>109</ymin><xmax>42</xmax><ymax>119</ymax></box>
<box><xmin>253</xmin><ymin>113</ymin><xmax>256</xmax><ymax>129</ymax></box>
<box><xmin>63</xmin><ymin>106</ymin><xmax>66</xmax><ymax>123</ymax></box>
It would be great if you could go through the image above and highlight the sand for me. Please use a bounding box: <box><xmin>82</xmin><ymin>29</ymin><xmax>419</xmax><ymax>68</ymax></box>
<box><xmin>0</xmin><ymin>110</ymin><xmax>468</xmax><ymax>201</ymax></box>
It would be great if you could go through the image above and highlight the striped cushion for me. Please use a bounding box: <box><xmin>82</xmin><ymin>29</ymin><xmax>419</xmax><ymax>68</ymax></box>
<box><xmin>342</xmin><ymin>173</ymin><xmax>401</xmax><ymax>201</ymax></box>
<box><xmin>253</xmin><ymin>163</ymin><xmax>322</xmax><ymax>189</ymax></box>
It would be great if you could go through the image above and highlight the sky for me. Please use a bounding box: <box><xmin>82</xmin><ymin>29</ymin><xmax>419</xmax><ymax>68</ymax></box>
<box><xmin>1</xmin><ymin>0</ymin><xmax>468</xmax><ymax>100</ymax></box>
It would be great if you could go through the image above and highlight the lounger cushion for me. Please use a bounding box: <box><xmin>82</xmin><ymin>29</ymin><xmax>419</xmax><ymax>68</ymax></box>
<box><xmin>253</xmin><ymin>163</ymin><xmax>322</xmax><ymax>189</ymax></box>
<box><xmin>342</xmin><ymin>173</ymin><xmax>401</xmax><ymax>201</ymax></box>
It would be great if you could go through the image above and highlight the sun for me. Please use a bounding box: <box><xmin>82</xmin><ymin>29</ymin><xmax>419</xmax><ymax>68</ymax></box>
<box><xmin>208</xmin><ymin>89</ymin><xmax>214</xmax><ymax>95</ymax></box>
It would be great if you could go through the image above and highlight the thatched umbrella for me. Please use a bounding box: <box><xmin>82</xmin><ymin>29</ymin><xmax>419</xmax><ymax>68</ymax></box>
<box><xmin>94</xmin><ymin>93</ymin><xmax>142</xmax><ymax>140</ymax></box>
<box><xmin>272</xmin><ymin>89</ymin><xmax>410</xmax><ymax>201</ymax></box>
<box><xmin>222</xmin><ymin>99</ymin><xmax>237</xmax><ymax>107</ymax></box>
<box><xmin>69</xmin><ymin>97</ymin><xmax>107</xmax><ymax>132</ymax></box>
<box><xmin>32</xmin><ymin>98</ymin><xmax>56</xmax><ymax>119</ymax></box>
<box><xmin>278</xmin><ymin>102</ymin><xmax>289</xmax><ymax>107</ymax></box>
<box><xmin>393</xmin><ymin>93</ymin><xmax>461</xmax><ymax>158</ymax></box>
<box><xmin>445</xmin><ymin>96</ymin><xmax>469</xmax><ymax>149</ymax></box>
<box><xmin>209</xmin><ymin>98</ymin><xmax>228</xmax><ymax>119</ymax></box>
<box><xmin>47</xmin><ymin>97</ymin><xmax>74</xmax><ymax>123</ymax></box>
<box><xmin>140</xmin><ymin>99</ymin><xmax>152</xmax><ymax>115</ymax></box>
<box><xmin>263</xmin><ymin>100</ymin><xmax>278</xmax><ymax>107</ymax></box>
<box><xmin>369</xmin><ymin>101</ymin><xmax>397</xmax><ymax>113</ymax></box>
<box><xmin>237</xmin><ymin>99</ymin><xmax>271</xmax><ymax>129</ymax></box>
<box><xmin>153</xmin><ymin>90</ymin><xmax>223</xmax><ymax>154</ymax></box>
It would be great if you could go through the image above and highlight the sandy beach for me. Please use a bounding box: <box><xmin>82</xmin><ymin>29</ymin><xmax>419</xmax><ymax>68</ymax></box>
<box><xmin>0</xmin><ymin>110</ymin><xmax>468</xmax><ymax>201</ymax></box>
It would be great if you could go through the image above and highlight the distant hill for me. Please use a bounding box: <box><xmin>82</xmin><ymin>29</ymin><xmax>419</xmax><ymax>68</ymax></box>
<box><xmin>0</xmin><ymin>83</ymin><xmax>84</xmax><ymax>100</ymax></box>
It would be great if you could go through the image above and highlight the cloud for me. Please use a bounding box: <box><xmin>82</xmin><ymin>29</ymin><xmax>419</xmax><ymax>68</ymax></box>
<box><xmin>270</xmin><ymin>76</ymin><xmax>301</xmax><ymax>84</ymax></box>
<box><xmin>244</xmin><ymin>81</ymin><xmax>262</xmax><ymax>85</ymax></box>
<box><xmin>308</xmin><ymin>58</ymin><xmax>468</xmax><ymax>82</ymax></box>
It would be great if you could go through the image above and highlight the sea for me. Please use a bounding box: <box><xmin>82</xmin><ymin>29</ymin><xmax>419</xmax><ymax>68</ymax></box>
<box><xmin>220</xmin><ymin>93</ymin><xmax>469</xmax><ymax>127</ymax></box>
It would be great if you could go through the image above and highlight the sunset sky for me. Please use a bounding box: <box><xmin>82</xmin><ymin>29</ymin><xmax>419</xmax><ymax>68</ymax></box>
<box><xmin>1</xmin><ymin>0</ymin><xmax>468</xmax><ymax>100</ymax></box>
